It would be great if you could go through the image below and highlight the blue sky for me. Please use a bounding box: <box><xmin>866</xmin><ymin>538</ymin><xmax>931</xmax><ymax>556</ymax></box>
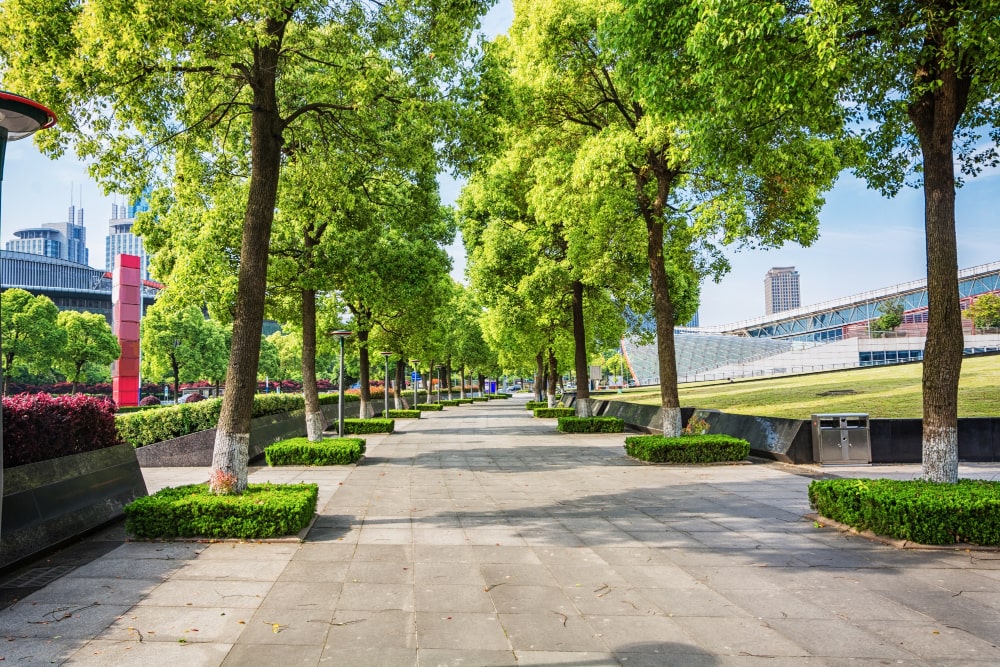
<box><xmin>3</xmin><ymin>1</ymin><xmax>997</xmax><ymax>326</ymax></box>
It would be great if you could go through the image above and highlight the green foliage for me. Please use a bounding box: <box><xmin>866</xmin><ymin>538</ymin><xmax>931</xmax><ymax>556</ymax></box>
<box><xmin>53</xmin><ymin>310</ymin><xmax>121</xmax><ymax>392</ymax></box>
<box><xmin>416</xmin><ymin>403</ymin><xmax>444</xmax><ymax>411</ymax></box>
<box><xmin>470</xmin><ymin>396</ymin><xmax>490</xmax><ymax>402</ymax></box>
<box><xmin>386</xmin><ymin>409</ymin><xmax>421</xmax><ymax>419</ymax></box>
<box><xmin>264</xmin><ymin>437</ymin><xmax>365</xmax><ymax>466</ymax></box>
<box><xmin>533</xmin><ymin>407</ymin><xmax>576</xmax><ymax>418</ymax></box>
<box><xmin>873</xmin><ymin>298</ymin><xmax>905</xmax><ymax>334</ymax></box>
<box><xmin>809</xmin><ymin>479</ymin><xmax>1000</xmax><ymax>546</ymax></box>
<box><xmin>526</xmin><ymin>401</ymin><xmax>550</xmax><ymax>410</ymax></box>
<box><xmin>438</xmin><ymin>399</ymin><xmax>463</xmax><ymax>406</ymax></box>
<box><xmin>140</xmin><ymin>302</ymin><xmax>217</xmax><ymax>396</ymax></box>
<box><xmin>485</xmin><ymin>393</ymin><xmax>511</xmax><ymax>399</ymax></box>
<box><xmin>557</xmin><ymin>416</ymin><xmax>624</xmax><ymax>433</ymax></box>
<box><xmin>1</xmin><ymin>289</ymin><xmax>66</xmax><ymax>393</ymax></box>
<box><xmin>624</xmin><ymin>435</ymin><xmax>750</xmax><ymax>464</ymax></box>
<box><xmin>964</xmin><ymin>294</ymin><xmax>1000</xmax><ymax>330</ymax></box>
<box><xmin>124</xmin><ymin>483</ymin><xmax>318</xmax><ymax>539</ymax></box>
<box><xmin>683</xmin><ymin>416</ymin><xmax>711</xmax><ymax>435</ymax></box>
<box><xmin>342</xmin><ymin>418</ymin><xmax>394</xmax><ymax>435</ymax></box>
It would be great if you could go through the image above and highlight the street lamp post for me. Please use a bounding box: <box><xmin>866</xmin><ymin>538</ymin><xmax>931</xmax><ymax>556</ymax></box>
<box><xmin>1</xmin><ymin>91</ymin><xmax>57</xmax><ymax>539</ymax></box>
<box><xmin>380</xmin><ymin>352</ymin><xmax>392</xmax><ymax>417</ymax></box>
<box><xmin>410</xmin><ymin>359</ymin><xmax>420</xmax><ymax>408</ymax></box>
<box><xmin>330</xmin><ymin>331</ymin><xmax>352</xmax><ymax>437</ymax></box>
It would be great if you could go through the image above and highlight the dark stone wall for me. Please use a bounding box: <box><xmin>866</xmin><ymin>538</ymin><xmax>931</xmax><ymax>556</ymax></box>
<box><xmin>870</xmin><ymin>418</ymin><xmax>1000</xmax><ymax>463</ymax></box>
<box><xmin>2</xmin><ymin>445</ymin><xmax>148</xmax><ymax>569</ymax></box>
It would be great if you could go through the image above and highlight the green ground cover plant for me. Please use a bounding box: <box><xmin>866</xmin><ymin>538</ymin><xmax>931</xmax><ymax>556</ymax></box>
<box><xmin>470</xmin><ymin>397</ymin><xmax>489</xmax><ymax>402</ymax></box>
<box><xmin>124</xmin><ymin>482</ymin><xmax>318</xmax><ymax>539</ymax></box>
<box><xmin>438</xmin><ymin>399</ymin><xmax>463</xmax><ymax>406</ymax></box>
<box><xmin>416</xmin><ymin>403</ymin><xmax>444</xmax><ymax>411</ymax></box>
<box><xmin>343</xmin><ymin>418</ymin><xmax>394</xmax><ymax>434</ymax></box>
<box><xmin>526</xmin><ymin>401</ymin><xmax>549</xmax><ymax>410</ymax></box>
<box><xmin>809</xmin><ymin>478</ymin><xmax>1000</xmax><ymax>545</ymax></box>
<box><xmin>624</xmin><ymin>434</ymin><xmax>750</xmax><ymax>463</ymax></box>
<box><xmin>485</xmin><ymin>393</ymin><xmax>510</xmax><ymax>399</ymax></box>
<box><xmin>534</xmin><ymin>407</ymin><xmax>576</xmax><ymax>418</ymax></box>
<box><xmin>264</xmin><ymin>437</ymin><xmax>365</xmax><ymax>466</ymax></box>
<box><xmin>606</xmin><ymin>356</ymin><xmax>999</xmax><ymax>419</ymax></box>
<box><xmin>557</xmin><ymin>416</ymin><xmax>624</xmax><ymax>433</ymax></box>
<box><xmin>386</xmin><ymin>409</ymin><xmax>421</xmax><ymax>418</ymax></box>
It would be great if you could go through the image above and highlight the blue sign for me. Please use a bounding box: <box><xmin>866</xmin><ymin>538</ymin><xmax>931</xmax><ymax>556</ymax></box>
<box><xmin>410</xmin><ymin>372</ymin><xmax>421</xmax><ymax>381</ymax></box>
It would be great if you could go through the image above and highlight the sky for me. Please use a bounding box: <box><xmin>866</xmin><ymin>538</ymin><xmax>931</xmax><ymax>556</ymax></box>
<box><xmin>3</xmin><ymin>1</ymin><xmax>997</xmax><ymax>326</ymax></box>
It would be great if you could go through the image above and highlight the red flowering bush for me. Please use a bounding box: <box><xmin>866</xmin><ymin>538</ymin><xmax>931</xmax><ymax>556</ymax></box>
<box><xmin>139</xmin><ymin>395</ymin><xmax>161</xmax><ymax>406</ymax></box>
<box><xmin>184</xmin><ymin>393</ymin><xmax>206</xmax><ymax>403</ymax></box>
<box><xmin>2</xmin><ymin>392</ymin><xmax>125</xmax><ymax>467</ymax></box>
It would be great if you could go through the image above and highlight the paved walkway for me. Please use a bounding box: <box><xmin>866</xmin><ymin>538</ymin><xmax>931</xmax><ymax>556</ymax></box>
<box><xmin>2</xmin><ymin>396</ymin><xmax>1000</xmax><ymax>666</ymax></box>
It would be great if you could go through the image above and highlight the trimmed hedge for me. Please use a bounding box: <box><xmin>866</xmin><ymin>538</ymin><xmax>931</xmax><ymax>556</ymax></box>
<box><xmin>438</xmin><ymin>399</ymin><xmax>462</xmax><ymax>406</ymax></box>
<box><xmin>557</xmin><ymin>416</ymin><xmax>624</xmax><ymax>433</ymax></box>
<box><xmin>124</xmin><ymin>482</ymin><xmax>318</xmax><ymax>539</ymax></box>
<box><xmin>264</xmin><ymin>437</ymin><xmax>366</xmax><ymax>466</ymax></box>
<box><xmin>2</xmin><ymin>392</ymin><xmax>124</xmax><ymax>467</ymax></box>
<box><xmin>454</xmin><ymin>398</ymin><xmax>475</xmax><ymax>404</ymax></box>
<box><xmin>526</xmin><ymin>401</ymin><xmax>548</xmax><ymax>410</ymax></box>
<box><xmin>416</xmin><ymin>403</ymin><xmax>444</xmax><ymax>411</ymax></box>
<box><xmin>533</xmin><ymin>407</ymin><xmax>576</xmax><ymax>418</ymax></box>
<box><xmin>809</xmin><ymin>478</ymin><xmax>1000</xmax><ymax>546</ymax></box>
<box><xmin>116</xmin><ymin>392</ymin><xmax>358</xmax><ymax>448</ymax></box>
<box><xmin>624</xmin><ymin>434</ymin><xmax>750</xmax><ymax>464</ymax></box>
<box><xmin>386</xmin><ymin>409</ymin><xmax>421</xmax><ymax>419</ymax></box>
<box><xmin>485</xmin><ymin>393</ymin><xmax>510</xmax><ymax>399</ymax></box>
<box><xmin>343</xmin><ymin>418</ymin><xmax>394</xmax><ymax>434</ymax></box>
<box><xmin>470</xmin><ymin>397</ymin><xmax>489</xmax><ymax>402</ymax></box>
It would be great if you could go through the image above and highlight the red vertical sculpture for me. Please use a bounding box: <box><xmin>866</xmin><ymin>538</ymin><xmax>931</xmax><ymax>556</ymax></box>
<box><xmin>112</xmin><ymin>254</ymin><xmax>141</xmax><ymax>407</ymax></box>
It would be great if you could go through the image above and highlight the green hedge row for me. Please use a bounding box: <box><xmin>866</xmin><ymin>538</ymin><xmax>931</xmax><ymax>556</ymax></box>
<box><xmin>438</xmin><ymin>399</ymin><xmax>463</xmax><ymax>406</ymax></box>
<box><xmin>534</xmin><ymin>407</ymin><xmax>576</xmax><ymax>418</ymax></box>
<box><xmin>809</xmin><ymin>478</ymin><xmax>1000</xmax><ymax>546</ymax></box>
<box><xmin>526</xmin><ymin>401</ymin><xmax>548</xmax><ymax>410</ymax></box>
<box><xmin>265</xmin><ymin>437</ymin><xmax>366</xmax><ymax>466</ymax></box>
<box><xmin>386</xmin><ymin>409</ymin><xmax>420</xmax><ymax>419</ymax></box>
<box><xmin>470</xmin><ymin>397</ymin><xmax>489</xmax><ymax>402</ymax></box>
<box><xmin>624</xmin><ymin>434</ymin><xmax>750</xmax><ymax>463</ymax></box>
<box><xmin>116</xmin><ymin>393</ymin><xmax>358</xmax><ymax>448</ymax></box>
<box><xmin>343</xmin><ymin>418</ymin><xmax>394</xmax><ymax>434</ymax></box>
<box><xmin>485</xmin><ymin>393</ymin><xmax>510</xmax><ymax>399</ymax></box>
<box><xmin>454</xmin><ymin>398</ymin><xmax>475</xmax><ymax>404</ymax></box>
<box><xmin>416</xmin><ymin>403</ymin><xmax>444</xmax><ymax>411</ymax></box>
<box><xmin>557</xmin><ymin>416</ymin><xmax>624</xmax><ymax>433</ymax></box>
<box><xmin>124</xmin><ymin>482</ymin><xmax>318</xmax><ymax>539</ymax></box>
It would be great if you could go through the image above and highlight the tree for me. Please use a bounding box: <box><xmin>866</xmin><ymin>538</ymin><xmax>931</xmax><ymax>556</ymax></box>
<box><xmin>1</xmin><ymin>0</ymin><xmax>490</xmax><ymax>492</ymax></box>
<box><xmin>506</xmin><ymin>0</ymin><xmax>838</xmax><ymax>434</ymax></box>
<box><xmin>806</xmin><ymin>0</ymin><xmax>1000</xmax><ymax>482</ymax></box>
<box><xmin>873</xmin><ymin>299</ymin><xmax>905</xmax><ymax>335</ymax></box>
<box><xmin>1</xmin><ymin>289</ymin><xmax>66</xmax><ymax>395</ymax></box>
<box><xmin>54</xmin><ymin>311</ymin><xmax>121</xmax><ymax>394</ymax></box>
<box><xmin>965</xmin><ymin>294</ymin><xmax>1000</xmax><ymax>331</ymax></box>
<box><xmin>141</xmin><ymin>303</ymin><xmax>209</xmax><ymax>401</ymax></box>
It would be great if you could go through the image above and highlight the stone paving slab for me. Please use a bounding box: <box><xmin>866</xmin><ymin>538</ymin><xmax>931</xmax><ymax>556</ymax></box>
<box><xmin>3</xmin><ymin>396</ymin><xmax>1000</xmax><ymax>665</ymax></box>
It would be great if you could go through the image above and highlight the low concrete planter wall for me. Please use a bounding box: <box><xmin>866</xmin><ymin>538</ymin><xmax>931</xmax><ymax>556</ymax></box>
<box><xmin>135</xmin><ymin>402</ymin><xmax>362</xmax><ymax>467</ymax></box>
<box><xmin>870</xmin><ymin>418</ymin><xmax>1000</xmax><ymax>463</ymax></box>
<box><xmin>1</xmin><ymin>444</ymin><xmax>147</xmax><ymax>569</ymax></box>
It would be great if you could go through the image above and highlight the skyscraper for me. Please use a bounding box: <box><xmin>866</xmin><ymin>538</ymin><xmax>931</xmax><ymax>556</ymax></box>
<box><xmin>765</xmin><ymin>266</ymin><xmax>800</xmax><ymax>315</ymax></box>
<box><xmin>106</xmin><ymin>201</ymin><xmax>152</xmax><ymax>281</ymax></box>
<box><xmin>4</xmin><ymin>204</ymin><xmax>89</xmax><ymax>265</ymax></box>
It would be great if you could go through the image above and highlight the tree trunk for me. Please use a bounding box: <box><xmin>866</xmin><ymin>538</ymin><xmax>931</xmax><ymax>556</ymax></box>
<box><xmin>172</xmin><ymin>357</ymin><xmax>180</xmax><ymax>405</ymax></box>
<box><xmin>547</xmin><ymin>348</ymin><xmax>558</xmax><ymax>408</ymax></box>
<box><xmin>394</xmin><ymin>359</ymin><xmax>405</xmax><ymax>409</ymax></box>
<box><xmin>459</xmin><ymin>365</ymin><xmax>466</xmax><ymax>399</ymax></box>
<box><xmin>446</xmin><ymin>359</ymin><xmax>453</xmax><ymax>400</ymax></box>
<box><xmin>478</xmin><ymin>372</ymin><xmax>485</xmax><ymax>397</ymax></box>
<box><xmin>357</xmin><ymin>327</ymin><xmax>373</xmax><ymax>418</ymax></box>
<box><xmin>211</xmin><ymin>27</ymin><xmax>285</xmax><ymax>494</ymax></box>
<box><xmin>908</xmin><ymin>61</ymin><xmax>969</xmax><ymax>484</ymax></box>
<box><xmin>571</xmin><ymin>279</ymin><xmax>592</xmax><ymax>417</ymax></box>
<box><xmin>534</xmin><ymin>352</ymin><xmax>544</xmax><ymax>402</ymax></box>
<box><xmin>301</xmin><ymin>288</ymin><xmax>324</xmax><ymax>441</ymax></box>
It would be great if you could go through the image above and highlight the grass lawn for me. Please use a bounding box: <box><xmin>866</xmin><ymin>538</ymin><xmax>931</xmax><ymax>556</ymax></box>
<box><xmin>603</xmin><ymin>355</ymin><xmax>999</xmax><ymax>420</ymax></box>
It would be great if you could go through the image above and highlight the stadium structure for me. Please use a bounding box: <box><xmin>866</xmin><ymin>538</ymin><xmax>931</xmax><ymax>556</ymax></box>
<box><xmin>0</xmin><ymin>250</ymin><xmax>161</xmax><ymax>322</ymax></box>
<box><xmin>623</xmin><ymin>261</ymin><xmax>1000</xmax><ymax>385</ymax></box>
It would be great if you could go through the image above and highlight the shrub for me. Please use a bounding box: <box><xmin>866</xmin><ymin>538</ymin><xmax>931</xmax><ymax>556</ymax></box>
<box><xmin>526</xmin><ymin>401</ymin><xmax>548</xmax><ymax>410</ymax></box>
<box><xmin>438</xmin><ymin>399</ymin><xmax>462</xmax><ymax>406</ymax></box>
<box><xmin>533</xmin><ymin>407</ymin><xmax>576</xmax><ymax>418</ymax></box>
<box><xmin>485</xmin><ymin>393</ymin><xmax>510</xmax><ymax>399</ymax></box>
<box><xmin>124</xmin><ymin>483</ymin><xmax>318</xmax><ymax>539</ymax></box>
<box><xmin>2</xmin><ymin>392</ymin><xmax>124</xmax><ymax>467</ymax></box>
<box><xmin>139</xmin><ymin>395</ymin><xmax>161</xmax><ymax>406</ymax></box>
<box><xmin>683</xmin><ymin>415</ymin><xmax>711</xmax><ymax>435</ymax></box>
<box><xmin>416</xmin><ymin>403</ymin><xmax>444</xmax><ymax>411</ymax></box>
<box><xmin>624</xmin><ymin>434</ymin><xmax>750</xmax><ymax>464</ymax></box>
<box><xmin>809</xmin><ymin>478</ymin><xmax>1000</xmax><ymax>546</ymax></box>
<box><xmin>557</xmin><ymin>416</ymin><xmax>625</xmax><ymax>433</ymax></box>
<box><xmin>386</xmin><ymin>409</ymin><xmax>421</xmax><ymax>419</ymax></box>
<box><xmin>264</xmin><ymin>437</ymin><xmax>366</xmax><ymax>466</ymax></box>
<box><xmin>455</xmin><ymin>398</ymin><xmax>475</xmax><ymax>404</ymax></box>
<box><xmin>184</xmin><ymin>393</ymin><xmax>206</xmax><ymax>403</ymax></box>
<box><xmin>342</xmin><ymin>418</ymin><xmax>394</xmax><ymax>434</ymax></box>
<box><xmin>470</xmin><ymin>397</ymin><xmax>489</xmax><ymax>402</ymax></box>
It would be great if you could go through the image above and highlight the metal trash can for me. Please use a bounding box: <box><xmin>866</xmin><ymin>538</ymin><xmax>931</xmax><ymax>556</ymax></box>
<box><xmin>811</xmin><ymin>413</ymin><xmax>871</xmax><ymax>464</ymax></box>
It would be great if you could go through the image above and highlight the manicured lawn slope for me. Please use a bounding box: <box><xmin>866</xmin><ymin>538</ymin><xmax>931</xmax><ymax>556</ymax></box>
<box><xmin>605</xmin><ymin>355</ymin><xmax>999</xmax><ymax>419</ymax></box>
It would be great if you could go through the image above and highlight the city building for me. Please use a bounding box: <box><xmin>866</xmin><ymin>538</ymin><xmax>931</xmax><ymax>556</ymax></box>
<box><xmin>764</xmin><ymin>266</ymin><xmax>801</xmax><ymax>315</ymax></box>
<box><xmin>4</xmin><ymin>204</ymin><xmax>88</xmax><ymax>266</ymax></box>
<box><xmin>106</xmin><ymin>201</ymin><xmax>152</xmax><ymax>281</ymax></box>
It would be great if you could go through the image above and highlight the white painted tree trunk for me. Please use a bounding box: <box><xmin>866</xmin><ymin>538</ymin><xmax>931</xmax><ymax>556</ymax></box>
<box><xmin>576</xmin><ymin>399</ymin><xmax>593</xmax><ymax>418</ymax></box>
<box><xmin>360</xmin><ymin>398</ymin><xmax>374</xmax><ymax>419</ymax></box>
<box><xmin>210</xmin><ymin>431</ymin><xmax>250</xmax><ymax>493</ymax></box>
<box><xmin>305</xmin><ymin>411</ymin><xmax>325</xmax><ymax>442</ymax></box>
<box><xmin>547</xmin><ymin>394</ymin><xmax>557</xmax><ymax>408</ymax></box>
<box><xmin>922</xmin><ymin>425</ymin><xmax>959</xmax><ymax>483</ymax></box>
<box><xmin>661</xmin><ymin>407</ymin><xmax>683</xmax><ymax>438</ymax></box>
